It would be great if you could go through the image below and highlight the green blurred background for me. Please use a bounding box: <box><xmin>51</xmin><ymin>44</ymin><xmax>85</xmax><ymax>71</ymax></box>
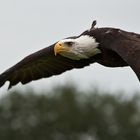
<box><xmin>0</xmin><ymin>85</ymin><xmax>140</xmax><ymax>140</ymax></box>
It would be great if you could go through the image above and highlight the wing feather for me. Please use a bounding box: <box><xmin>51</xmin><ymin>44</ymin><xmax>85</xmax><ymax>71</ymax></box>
<box><xmin>0</xmin><ymin>44</ymin><xmax>94</xmax><ymax>89</ymax></box>
<box><xmin>104</xmin><ymin>30</ymin><xmax>140</xmax><ymax>80</ymax></box>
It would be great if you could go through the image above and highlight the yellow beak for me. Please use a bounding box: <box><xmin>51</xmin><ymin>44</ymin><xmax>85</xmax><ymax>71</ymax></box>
<box><xmin>54</xmin><ymin>42</ymin><xmax>70</xmax><ymax>56</ymax></box>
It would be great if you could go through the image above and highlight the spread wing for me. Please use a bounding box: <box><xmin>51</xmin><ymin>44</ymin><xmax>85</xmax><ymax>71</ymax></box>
<box><xmin>105</xmin><ymin>30</ymin><xmax>140</xmax><ymax>81</ymax></box>
<box><xmin>0</xmin><ymin>44</ymin><xmax>94</xmax><ymax>89</ymax></box>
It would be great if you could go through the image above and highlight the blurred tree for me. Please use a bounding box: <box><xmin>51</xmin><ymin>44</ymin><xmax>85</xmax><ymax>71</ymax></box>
<box><xmin>0</xmin><ymin>85</ymin><xmax>139</xmax><ymax>140</ymax></box>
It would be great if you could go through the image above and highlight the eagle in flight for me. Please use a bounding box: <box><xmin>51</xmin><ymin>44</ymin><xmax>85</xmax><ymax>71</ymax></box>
<box><xmin>0</xmin><ymin>20</ymin><xmax>140</xmax><ymax>89</ymax></box>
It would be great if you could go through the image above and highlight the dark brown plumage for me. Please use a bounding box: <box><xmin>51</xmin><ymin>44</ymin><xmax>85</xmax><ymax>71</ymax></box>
<box><xmin>0</xmin><ymin>20</ymin><xmax>140</xmax><ymax>89</ymax></box>
<box><xmin>0</xmin><ymin>44</ymin><xmax>94</xmax><ymax>89</ymax></box>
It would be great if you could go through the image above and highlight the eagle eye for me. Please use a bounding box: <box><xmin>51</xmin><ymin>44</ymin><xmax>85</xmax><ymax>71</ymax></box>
<box><xmin>65</xmin><ymin>41</ymin><xmax>74</xmax><ymax>46</ymax></box>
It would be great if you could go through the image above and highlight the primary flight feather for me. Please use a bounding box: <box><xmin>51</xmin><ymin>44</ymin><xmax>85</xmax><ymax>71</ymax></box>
<box><xmin>0</xmin><ymin>20</ymin><xmax>140</xmax><ymax>89</ymax></box>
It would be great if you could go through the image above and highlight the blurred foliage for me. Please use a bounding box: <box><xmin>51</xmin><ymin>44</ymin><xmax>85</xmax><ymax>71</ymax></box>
<box><xmin>0</xmin><ymin>85</ymin><xmax>140</xmax><ymax>140</ymax></box>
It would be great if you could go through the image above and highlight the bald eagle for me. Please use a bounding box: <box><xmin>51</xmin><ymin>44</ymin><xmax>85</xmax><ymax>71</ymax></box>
<box><xmin>0</xmin><ymin>20</ymin><xmax>140</xmax><ymax>89</ymax></box>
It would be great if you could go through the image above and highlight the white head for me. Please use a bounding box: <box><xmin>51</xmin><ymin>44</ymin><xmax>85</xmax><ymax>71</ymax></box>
<box><xmin>54</xmin><ymin>35</ymin><xmax>101</xmax><ymax>60</ymax></box>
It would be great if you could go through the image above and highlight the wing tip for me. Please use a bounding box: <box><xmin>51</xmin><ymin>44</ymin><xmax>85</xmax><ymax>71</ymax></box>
<box><xmin>0</xmin><ymin>72</ymin><xmax>13</xmax><ymax>90</ymax></box>
<box><xmin>8</xmin><ymin>83</ymin><xmax>12</xmax><ymax>90</ymax></box>
<box><xmin>0</xmin><ymin>73</ymin><xmax>7</xmax><ymax>88</ymax></box>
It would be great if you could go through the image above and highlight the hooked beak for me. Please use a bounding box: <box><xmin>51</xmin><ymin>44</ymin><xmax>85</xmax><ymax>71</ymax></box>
<box><xmin>54</xmin><ymin>42</ymin><xmax>70</xmax><ymax>56</ymax></box>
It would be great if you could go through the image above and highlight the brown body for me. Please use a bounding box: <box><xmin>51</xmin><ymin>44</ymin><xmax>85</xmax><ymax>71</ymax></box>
<box><xmin>0</xmin><ymin>21</ymin><xmax>140</xmax><ymax>89</ymax></box>
<box><xmin>82</xmin><ymin>27</ymin><xmax>140</xmax><ymax>68</ymax></box>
